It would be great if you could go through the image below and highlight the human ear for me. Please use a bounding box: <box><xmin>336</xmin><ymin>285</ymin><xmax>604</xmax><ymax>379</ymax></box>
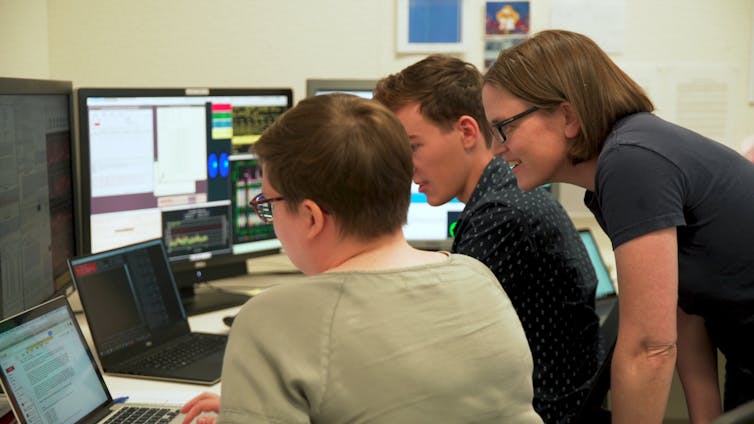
<box><xmin>457</xmin><ymin>115</ymin><xmax>480</xmax><ymax>150</ymax></box>
<box><xmin>300</xmin><ymin>199</ymin><xmax>326</xmax><ymax>240</ymax></box>
<box><xmin>560</xmin><ymin>102</ymin><xmax>582</xmax><ymax>139</ymax></box>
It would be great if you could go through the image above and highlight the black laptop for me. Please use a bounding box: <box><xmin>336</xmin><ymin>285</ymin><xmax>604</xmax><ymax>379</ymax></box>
<box><xmin>0</xmin><ymin>296</ymin><xmax>188</xmax><ymax>423</ymax></box>
<box><xmin>67</xmin><ymin>239</ymin><xmax>227</xmax><ymax>385</ymax></box>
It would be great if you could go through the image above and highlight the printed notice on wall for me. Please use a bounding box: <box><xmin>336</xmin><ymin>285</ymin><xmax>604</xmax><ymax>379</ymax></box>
<box><xmin>550</xmin><ymin>0</ymin><xmax>625</xmax><ymax>54</ymax></box>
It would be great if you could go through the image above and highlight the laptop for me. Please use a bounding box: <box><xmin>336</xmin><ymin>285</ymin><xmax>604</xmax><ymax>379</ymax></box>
<box><xmin>0</xmin><ymin>296</ymin><xmax>187</xmax><ymax>423</ymax></box>
<box><xmin>67</xmin><ymin>239</ymin><xmax>227</xmax><ymax>385</ymax></box>
<box><xmin>578</xmin><ymin>229</ymin><xmax>618</xmax><ymax>322</ymax></box>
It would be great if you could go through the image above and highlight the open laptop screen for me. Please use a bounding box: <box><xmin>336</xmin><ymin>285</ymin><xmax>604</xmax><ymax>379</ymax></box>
<box><xmin>0</xmin><ymin>297</ymin><xmax>112</xmax><ymax>424</ymax></box>
<box><xmin>68</xmin><ymin>239</ymin><xmax>187</xmax><ymax>360</ymax></box>
<box><xmin>578</xmin><ymin>229</ymin><xmax>616</xmax><ymax>300</ymax></box>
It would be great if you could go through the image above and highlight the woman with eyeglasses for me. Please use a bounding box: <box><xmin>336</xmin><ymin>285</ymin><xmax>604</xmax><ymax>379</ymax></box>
<box><xmin>483</xmin><ymin>29</ymin><xmax>754</xmax><ymax>423</ymax></box>
<box><xmin>180</xmin><ymin>94</ymin><xmax>543</xmax><ymax>424</ymax></box>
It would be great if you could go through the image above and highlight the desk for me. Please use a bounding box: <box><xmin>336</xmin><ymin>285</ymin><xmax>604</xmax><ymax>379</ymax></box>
<box><xmin>69</xmin><ymin>252</ymin><xmax>305</xmax><ymax>406</ymax></box>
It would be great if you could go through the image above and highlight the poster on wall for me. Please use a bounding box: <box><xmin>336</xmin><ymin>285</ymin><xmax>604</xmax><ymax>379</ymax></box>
<box><xmin>485</xmin><ymin>1</ymin><xmax>530</xmax><ymax>35</ymax></box>
<box><xmin>396</xmin><ymin>0</ymin><xmax>465</xmax><ymax>53</ymax></box>
<box><xmin>483</xmin><ymin>1</ymin><xmax>529</xmax><ymax>71</ymax></box>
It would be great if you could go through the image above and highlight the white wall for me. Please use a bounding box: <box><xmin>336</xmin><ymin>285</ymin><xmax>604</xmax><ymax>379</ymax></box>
<box><xmin>3</xmin><ymin>0</ymin><xmax>752</xmax><ymax>217</ymax></box>
<box><xmin>0</xmin><ymin>0</ymin><xmax>49</xmax><ymax>79</ymax></box>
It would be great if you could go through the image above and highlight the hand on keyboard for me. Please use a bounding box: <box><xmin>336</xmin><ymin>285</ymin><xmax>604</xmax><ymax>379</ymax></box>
<box><xmin>180</xmin><ymin>391</ymin><xmax>220</xmax><ymax>424</ymax></box>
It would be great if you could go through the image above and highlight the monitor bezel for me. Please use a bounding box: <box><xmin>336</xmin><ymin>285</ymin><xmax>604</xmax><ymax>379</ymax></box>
<box><xmin>305</xmin><ymin>78</ymin><xmax>377</xmax><ymax>98</ymax></box>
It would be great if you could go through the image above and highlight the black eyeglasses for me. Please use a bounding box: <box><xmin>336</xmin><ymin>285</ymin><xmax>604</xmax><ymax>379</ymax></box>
<box><xmin>250</xmin><ymin>193</ymin><xmax>285</xmax><ymax>223</ymax></box>
<box><xmin>492</xmin><ymin>106</ymin><xmax>539</xmax><ymax>143</ymax></box>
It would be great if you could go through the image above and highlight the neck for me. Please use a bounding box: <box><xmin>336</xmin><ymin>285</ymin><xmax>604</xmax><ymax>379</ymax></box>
<box><xmin>458</xmin><ymin>148</ymin><xmax>494</xmax><ymax>203</ymax></box>
<box><xmin>557</xmin><ymin>157</ymin><xmax>598</xmax><ymax>191</ymax></box>
<box><xmin>324</xmin><ymin>231</ymin><xmax>444</xmax><ymax>273</ymax></box>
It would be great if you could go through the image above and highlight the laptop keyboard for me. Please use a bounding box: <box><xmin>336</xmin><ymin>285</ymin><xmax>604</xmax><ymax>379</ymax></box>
<box><xmin>124</xmin><ymin>333</ymin><xmax>227</xmax><ymax>371</ymax></box>
<box><xmin>104</xmin><ymin>406</ymin><xmax>179</xmax><ymax>423</ymax></box>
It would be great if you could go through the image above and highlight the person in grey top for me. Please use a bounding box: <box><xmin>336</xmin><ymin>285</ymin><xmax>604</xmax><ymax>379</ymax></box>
<box><xmin>180</xmin><ymin>94</ymin><xmax>542</xmax><ymax>424</ymax></box>
<box><xmin>374</xmin><ymin>55</ymin><xmax>599</xmax><ymax>424</ymax></box>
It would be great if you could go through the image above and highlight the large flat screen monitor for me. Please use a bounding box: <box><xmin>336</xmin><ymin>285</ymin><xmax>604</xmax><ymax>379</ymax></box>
<box><xmin>306</xmin><ymin>79</ymin><xmax>464</xmax><ymax>250</ymax></box>
<box><xmin>77</xmin><ymin>87</ymin><xmax>293</xmax><ymax>314</ymax></box>
<box><xmin>0</xmin><ymin>77</ymin><xmax>77</xmax><ymax>319</ymax></box>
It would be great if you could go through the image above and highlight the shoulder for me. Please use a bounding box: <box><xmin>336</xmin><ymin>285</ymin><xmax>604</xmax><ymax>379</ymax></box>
<box><xmin>602</xmin><ymin>113</ymin><xmax>702</xmax><ymax>161</ymax></box>
<box><xmin>234</xmin><ymin>276</ymin><xmax>346</xmax><ymax>323</ymax></box>
<box><xmin>447</xmin><ymin>253</ymin><xmax>500</xmax><ymax>282</ymax></box>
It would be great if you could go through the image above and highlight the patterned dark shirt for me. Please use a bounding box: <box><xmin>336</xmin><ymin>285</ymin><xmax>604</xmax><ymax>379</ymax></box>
<box><xmin>452</xmin><ymin>157</ymin><xmax>600</xmax><ymax>424</ymax></box>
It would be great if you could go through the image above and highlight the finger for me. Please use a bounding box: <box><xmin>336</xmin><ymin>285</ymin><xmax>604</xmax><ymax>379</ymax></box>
<box><xmin>181</xmin><ymin>392</ymin><xmax>214</xmax><ymax>412</ymax></box>
<box><xmin>197</xmin><ymin>416</ymin><xmax>217</xmax><ymax>424</ymax></box>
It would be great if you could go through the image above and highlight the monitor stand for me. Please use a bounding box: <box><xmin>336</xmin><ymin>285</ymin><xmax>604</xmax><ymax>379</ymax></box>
<box><xmin>179</xmin><ymin>285</ymin><xmax>250</xmax><ymax>316</ymax></box>
<box><xmin>173</xmin><ymin>261</ymin><xmax>253</xmax><ymax>316</ymax></box>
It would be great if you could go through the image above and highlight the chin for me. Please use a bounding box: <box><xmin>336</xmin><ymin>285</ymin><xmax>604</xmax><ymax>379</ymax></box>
<box><xmin>515</xmin><ymin>178</ymin><xmax>540</xmax><ymax>192</ymax></box>
<box><xmin>426</xmin><ymin>196</ymin><xmax>451</xmax><ymax>207</ymax></box>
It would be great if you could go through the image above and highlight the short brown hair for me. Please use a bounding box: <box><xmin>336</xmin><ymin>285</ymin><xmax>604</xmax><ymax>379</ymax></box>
<box><xmin>374</xmin><ymin>54</ymin><xmax>494</xmax><ymax>147</ymax></box>
<box><xmin>484</xmin><ymin>29</ymin><xmax>654</xmax><ymax>163</ymax></box>
<box><xmin>253</xmin><ymin>94</ymin><xmax>412</xmax><ymax>240</ymax></box>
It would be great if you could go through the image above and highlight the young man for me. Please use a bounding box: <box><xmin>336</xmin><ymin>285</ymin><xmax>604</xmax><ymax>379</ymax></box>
<box><xmin>180</xmin><ymin>94</ymin><xmax>542</xmax><ymax>424</ymax></box>
<box><xmin>374</xmin><ymin>55</ymin><xmax>600</xmax><ymax>424</ymax></box>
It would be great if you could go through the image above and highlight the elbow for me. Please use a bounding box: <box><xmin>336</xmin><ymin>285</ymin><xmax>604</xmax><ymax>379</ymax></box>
<box><xmin>617</xmin><ymin>336</ymin><xmax>677</xmax><ymax>368</ymax></box>
<box><xmin>642</xmin><ymin>341</ymin><xmax>677</xmax><ymax>362</ymax></box>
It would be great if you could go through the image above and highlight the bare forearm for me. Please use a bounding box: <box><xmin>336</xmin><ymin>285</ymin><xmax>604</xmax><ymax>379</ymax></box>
<box><xmin>611</xmin><ymin>342</ymin><xmax>677</xmax><ymax>424</ymax></box>
<box><xmin>677</xmin><ymin>309</ymin><xmax>721</xmax><ymax>423</ymax></box>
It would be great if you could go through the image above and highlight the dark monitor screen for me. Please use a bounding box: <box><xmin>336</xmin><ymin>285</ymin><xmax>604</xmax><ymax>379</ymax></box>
<box><xmin>76</xmin><ymin>87</ymin><xmax>292</xmax><ymax>314</ymax></box>
<box><xmin>0</xmin><ymin>77</ymin><xmax>77</xmax><ymax>319</ymax></box>
<box><xmin>306</xmin><ymin>79</ymin><xmax>464</xmax><ymax>250</ymax></box>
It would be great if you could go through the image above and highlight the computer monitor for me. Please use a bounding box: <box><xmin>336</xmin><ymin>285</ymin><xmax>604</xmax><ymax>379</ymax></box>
<box><xmin>0</xmin><ymin>77</ymin><xmax>77</xmax><ymax>319</ymax></box>
<box><xmin>306</xmin><ymin>79</ymin><xmax>376</xmax><ymax>99</ymax></box>
<box><xmin>306</xmin><ymin>78</ymin><xmax>464</xmax><ymax>250</ymax></box>
<box><xmin>76</xmin><ymin>87</ymin><xmax>293</xmax><ymax>314</ymax></box>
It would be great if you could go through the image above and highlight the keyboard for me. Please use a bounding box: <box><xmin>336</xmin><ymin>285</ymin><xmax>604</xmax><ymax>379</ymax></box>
<box><xmin>104</xmin><ymin>406</ymin><xmax>180</xmax><ymax>423</ymax></box>
<box><xmin>123</xmin><ymin>333</ymin><xmax>227</xmax><ymax>371</ymax></box>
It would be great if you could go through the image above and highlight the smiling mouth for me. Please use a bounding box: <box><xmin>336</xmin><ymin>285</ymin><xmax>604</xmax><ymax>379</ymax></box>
<box><xmin>508</xmin><ymin>160</ymin><xmax>522</xmax><ymax>170</ymax></box>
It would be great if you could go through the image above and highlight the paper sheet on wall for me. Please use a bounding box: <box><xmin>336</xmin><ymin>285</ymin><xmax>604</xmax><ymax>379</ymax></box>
<box><xmin>661</xmin><ymin>65</ymin><xmax>736</xmax><ymax>147</ymax></box>
<box><xmin>550</xmin><ymin>0</ymin><xmax>625</xmax><ymax>54</ymax></box>
<box><xmin>616</xmin><ymin>62</ymin><xmax>737</xmax><ymax>148</ymax></box>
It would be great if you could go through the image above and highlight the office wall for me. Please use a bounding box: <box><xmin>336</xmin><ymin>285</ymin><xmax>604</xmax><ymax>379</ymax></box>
<box><xmin>0</xmin><ymin>0</ymin><xmax>49</xmax><ymax>79</ymax></box>
<box><xmin>2</xmin><ymin>0</ymin><xmax>752</xmax><ymax>217</ymax></box>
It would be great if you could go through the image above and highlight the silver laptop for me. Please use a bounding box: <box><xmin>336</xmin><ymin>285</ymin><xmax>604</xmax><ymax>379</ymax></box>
<box><xmin>67</xmin><ymin>239</ymin><xmax>226</xmax><ymax>385</ymax></box>
<box><xmin>0</xmin><ymin>296</ymin><xmax>187</xmax><ymax>424</ymax></box>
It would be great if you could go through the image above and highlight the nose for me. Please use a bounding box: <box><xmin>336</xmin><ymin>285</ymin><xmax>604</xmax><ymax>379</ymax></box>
<box><xmin>491</xmin><ymin>141</ymin><xmax>508</xmax><ymax>157</ymax></box>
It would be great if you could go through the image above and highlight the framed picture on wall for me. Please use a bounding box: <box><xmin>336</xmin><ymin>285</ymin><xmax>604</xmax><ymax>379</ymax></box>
<box><xmin>485</xmin><ymin>1</ymin><xmax>530</xmax><ymax>36</ymax></box>
<box><xmin>396</xmin><ymin>0</ymin><xmax>466</xmax><ymax>53</ymax></box>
